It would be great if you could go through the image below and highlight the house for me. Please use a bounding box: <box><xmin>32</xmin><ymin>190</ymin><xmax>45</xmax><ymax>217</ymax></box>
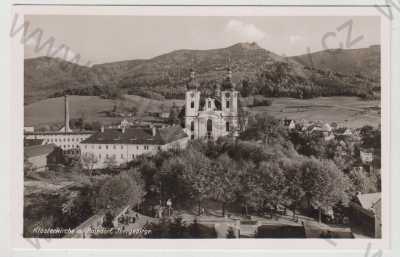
<box><xmin>283</xmin><ymin>119</ymin><xmax>296</xmax><ymax>130</ymax></box>
<box><xmin>349</xmin><ymin>192</ymin><xmax>381</xmax><ymax>238</ymax></box>
<box><xmin>360</xmin><ymin>150</ymin><xmax>374</xmax><ymax>164</ymax></box>
<box><xmin>24</xmin><ymin>144</ymin><xmax>63</xmax><ymax>172</ymax></box>
<box><xmin>80</xmin><ymin>125</ymin><xmax>189</xmax><ymax>169</ymax></box>
<box><xmin>24</xmin><ymin>126</ymin><xmax>35</xmax><ymax>133</ymax></box>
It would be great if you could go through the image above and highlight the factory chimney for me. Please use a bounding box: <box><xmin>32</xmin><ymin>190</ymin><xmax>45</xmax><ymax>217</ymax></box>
<box><xmin>64</xmin><ymin>95</ymin><xmax>71</xmax><ymax>133</ymax></box>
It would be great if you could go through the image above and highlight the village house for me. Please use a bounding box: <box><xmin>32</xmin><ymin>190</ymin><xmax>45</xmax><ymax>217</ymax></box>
<box><xmin>349</xmin><ymin>192</ymin><xmax>382</xmax><ymax>238</ymax></box>
<box><xmin>24</xmin><ymin>144</ymin><xmax>63</xmax><ymax>172</ymax></box>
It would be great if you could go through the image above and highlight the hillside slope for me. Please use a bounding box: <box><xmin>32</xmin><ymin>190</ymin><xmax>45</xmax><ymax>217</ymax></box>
<box><xmin>290</xmin><ymin>45</ymin><xmax>380</xmax><ymax>82</ymax></box>
<box><xmin>24</xmin><ymin>42</ymin><xmax>380</xmax><ymax>104</ymax></box>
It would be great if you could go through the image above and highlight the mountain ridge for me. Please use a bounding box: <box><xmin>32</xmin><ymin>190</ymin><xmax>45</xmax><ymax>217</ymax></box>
<box><xmin>24</xmin><ymin>42</ymin><xmax>380</xmax><ymax>104</ymax></box>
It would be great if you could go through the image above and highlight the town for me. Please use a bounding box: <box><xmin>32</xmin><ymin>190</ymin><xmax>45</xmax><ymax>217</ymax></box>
<box><xmin>23</xmin><ymin>66</ymin><xmax>381</xmax><ymax>239</ymax></box>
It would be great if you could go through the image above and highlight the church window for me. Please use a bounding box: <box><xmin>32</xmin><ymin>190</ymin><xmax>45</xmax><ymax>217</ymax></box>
<box><xmin>190</xmin><ymin>121</ymin><xmax>194</xmax><ymax>131</ymax></box>
<box><xmin>121</xmin><ymin>154</ymin><xmax>124</xmax><ymax>159</ymax></box>
<box><xmin>208</xmin><ymin>101</ymin><xmax>211</xmax><ymax>109</ymax></box>
<box><xmin>132</xmin><ymin>154</ymin><xmax>135</xmax><ymax>159</ymax></box>
<box><xmin>99</xmin><ymin>145</ymin><xmax>102</xmax><ymax>149</ymax></box>
<box><xmin>191</xmin><ymin>134</ymin><xmax>194</xmax><ymax>140</ymax></box>
<box><xmin>226</xmin><ymin>100</ymin><xmax>230</xmax><ymax>108</ymax></box>
<box><xmin>226</xmin><ymin>122</ymin><xmax>230</xmax><ymax>132</ymax></box>
<box><xmin>191</xmin><ymin>101</ymin><xmax>194</xmax><ymax>108</ymax></box>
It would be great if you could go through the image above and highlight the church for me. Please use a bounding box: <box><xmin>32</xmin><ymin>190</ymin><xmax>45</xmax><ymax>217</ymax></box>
<box><xmin>184</xmin><ymin>68</ymin><xmax>239</xmax><ymax>140</ymax></box>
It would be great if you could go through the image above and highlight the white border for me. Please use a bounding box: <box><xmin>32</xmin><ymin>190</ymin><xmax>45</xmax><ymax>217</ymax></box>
<box><xmin>9</xmin><ymin>4</ymin><xmax>393</xmax><ymax>256</ymax></box>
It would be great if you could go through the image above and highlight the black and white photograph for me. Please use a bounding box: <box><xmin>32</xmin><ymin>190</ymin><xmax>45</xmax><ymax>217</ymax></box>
<box><xmin>11</xmin><ymin>5</ymin><xmax>391</xmax><ymax>248</ymax></box>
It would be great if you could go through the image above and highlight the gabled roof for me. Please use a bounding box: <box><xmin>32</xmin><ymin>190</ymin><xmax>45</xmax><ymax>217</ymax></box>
<box><xmin>357</xmin><ymin>192</ymin><xmax>381</xmax><ymax>210</ymax></box>
<box><xmin>81</xmin><ymin>125</ymin><xmax>188</xmax><ymax>145</ymax></box>
<box><xmin>25</xmin><ymin>144</ymin><xmax>57</xmax><ymax>158</ymax></box>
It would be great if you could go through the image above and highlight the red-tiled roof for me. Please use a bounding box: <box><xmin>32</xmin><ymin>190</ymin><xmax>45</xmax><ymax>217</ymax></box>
<box><xmin>24</xmin><ymin>144</ymin><xmax>57</xmax><ymax>158</ymax></box>
<box><xmin>81</xmin><ymin>126</ymin><xmax>187</xmax><ymax>145</ymax></box>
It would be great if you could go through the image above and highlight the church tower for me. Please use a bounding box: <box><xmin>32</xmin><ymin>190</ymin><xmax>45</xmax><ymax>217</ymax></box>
<box><xmin>221</xmin><ymin>67</ymin><xmax>238</xmax><ymax>114</ymax></box>
<box><xmin>220</xmin><ymin>67</ymin><xmax>239</xmax><ymax>136</ymax></box>
<box><xmin>185</xmin><ymin>69</ymin><xmax>200</xmax><ymax>139</ymax></box>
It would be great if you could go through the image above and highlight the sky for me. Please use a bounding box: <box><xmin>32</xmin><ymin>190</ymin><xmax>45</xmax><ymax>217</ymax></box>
<box><xmin>22</xmin><ymin>15</ymin><xmax>380</xmax><ymax>65</ymax></box>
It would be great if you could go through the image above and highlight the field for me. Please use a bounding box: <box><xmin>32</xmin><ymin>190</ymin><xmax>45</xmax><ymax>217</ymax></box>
<box><xmin>24</xmin><ymin>95</ymin><xmax>184</xmax><ymax>126</ymax></box>
<box><xmin>245</xmin><ymin>96</ymin><xmax>380</xmax><ymax>128</ymax></box>
<box><xmin>24</xmin><ymin>95</ymin><xmax>380</xmax><ymax>128</ymax></box>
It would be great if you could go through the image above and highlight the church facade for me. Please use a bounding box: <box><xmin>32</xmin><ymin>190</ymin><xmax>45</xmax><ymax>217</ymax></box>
<box><xmin>184</xmin><ymin>68</ymin><xmax>239</xmax><ymax>140</ymax></box>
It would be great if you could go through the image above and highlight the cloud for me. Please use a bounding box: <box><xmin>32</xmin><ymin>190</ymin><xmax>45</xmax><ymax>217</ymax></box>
<box><xmin>224</xmin><ymin>19</ymin><xmax>266</xmax><ymax>43</ymax></box>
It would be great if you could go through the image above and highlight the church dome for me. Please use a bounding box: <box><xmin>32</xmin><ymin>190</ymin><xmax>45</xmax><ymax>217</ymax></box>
<box><xmin>187</xmin><ymin>69</ymin><xmax>199</xmax><ymax>90</ymax></box>
<box><xmin>221</xmin><ymin>67</ymin><xmax>235</xmax><ymax>90</ymax></box>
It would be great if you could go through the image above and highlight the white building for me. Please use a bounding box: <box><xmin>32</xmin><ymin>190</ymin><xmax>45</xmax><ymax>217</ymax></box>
<box><xmin>184</xmin><ymin>68</ymin><xmax>239</xmax><ymax>140</ymax></box>
<box><xmin>80</xmin><ymin>125</ymin><xmax>189</xmax><ymax>169</ymax></box>
<box><xmin>24</xmin><ymin>131</ymin><xmax>94</xmax><ymax>154</ymax></box>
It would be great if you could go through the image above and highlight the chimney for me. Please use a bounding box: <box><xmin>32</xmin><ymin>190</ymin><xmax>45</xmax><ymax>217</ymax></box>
<box><xmin>64</xmin><ymin>95</ymin><xmax>70</xmax><ymax>133</ymax></box>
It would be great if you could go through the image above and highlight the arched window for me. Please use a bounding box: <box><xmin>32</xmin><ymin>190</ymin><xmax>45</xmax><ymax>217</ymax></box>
<box><xmin>226</xmin><ymin>122</ymin><xmax>230</xmax><ymax>132</ymax></box>
<box><xmin>190</xmin><ymin>121</ymin><xmax>194</xmax><ymax>131</ymax></box>
<box><xmin>190</xmin><ymin>101</ymin><xmax>194</xmax><ymax>108</ymax></box>
<box><xmin>226</xmin><ymin>100</ymin><xmax>230</xmax><ymax>108</ymax></box>
<box><xmin>208</xmin><ymin>101</ymin><xmax>211</xmax><ymax>109</ymax></box>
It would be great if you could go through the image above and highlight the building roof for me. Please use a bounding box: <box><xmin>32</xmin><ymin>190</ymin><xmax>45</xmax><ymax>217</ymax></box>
<box><xmin>24</xmin><ymin>131</ymin><xmax>95</xmax><ymax>136</ymax></box>
<box><xmin>81</xmin><ymin>125</ymin><xmax>188</xmax><ymax>145</ymax></box>
<box><xmin>24</xmin><ymin>144</ymin><xmax>57</xmax><ymax>158</ymax></box>
<box><xmin>24</xmin><ymin>139</ymin><xmax>44</xmax><ymax>147</ymax></box>
<box><xmin>357</xmin><ymin>192</ymin><xmax>381</xmax><ymax>210</ymax></box>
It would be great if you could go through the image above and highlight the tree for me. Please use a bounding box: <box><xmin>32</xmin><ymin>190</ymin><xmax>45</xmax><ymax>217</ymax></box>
<box><xmin>348</xmin><ymin>167</ymin><xmax>378</xmax><ymax>193</ymax></box>
<box><xmin>301</xmin><ymin>158</ymin><xmax>351</xmax><ymax>223</ymax></box>
<box><xmin>180</xmin><ymin>148</ymin><xmax>214</xmax><ymax>215</ymax></box>
<box><xmin>208</xmin><ymin>154</ymin><xmax>239</xmax><ymax>216</ymax></box>
<box><xmin>240</xmin><ymin>79</ymin><xmax>251</xmax><ymax>97</ymax></box>
<box><xmin>95</xmin><ymin>171</ymin><xmax>146</xmax><ymax>213</ymax></box>
<box><xmin>240</xmin><ymin>113</ymin><xmax>286</xmax><ymax>144</ymax></box>
<box><xmin>168</xmin><ymin>102</ymin><xmax>180</xmax><ymax>125</ymax></box>
<box><xmin>258</xmin><ymin>161</ymin><xmax>289</xmax><ymax>212</ymax></box>
<box><xmin>24</xmin><ymin>156</ymin><xmax>34</xmax><ymax>176</ymax></box>
<box><xmin>103</xmin><ymin>155</ymin><xmax>118</xmax><ymax>171</ymax></box>
<box><xmin>237</xmin><ymin>161</ymin><xmax>265</xmax><ymax>215</ymax></box>
<box><xmin>81</xmin><ymin>153</ymin><xmax>98</xmax><ymax>176</ymax></box>
<box><xmin>282</xmin><ymin>157</ymin><xmax>306</xmax><ymax>219</ymax></box>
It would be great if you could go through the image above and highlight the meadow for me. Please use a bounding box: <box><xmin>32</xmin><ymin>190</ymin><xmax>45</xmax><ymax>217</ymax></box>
<box><xmin>24</xmin><ymin>95</ymin><xmax>380</xmax><ymax>128</ymax></box>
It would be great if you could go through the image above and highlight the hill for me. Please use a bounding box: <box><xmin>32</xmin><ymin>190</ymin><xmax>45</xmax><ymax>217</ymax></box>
<box><xmin>290</xmin><ymin>45</ymin><xmax>380</xmax><ymax>82</ymax></box>
<box><xmin>24</xmin><ymin>42</ymin><xmax>380</xmax><ymax>104</ymax></box>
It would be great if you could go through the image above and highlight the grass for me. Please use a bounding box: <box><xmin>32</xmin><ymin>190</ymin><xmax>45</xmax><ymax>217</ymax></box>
<box><xmin>24</xmin><ymin>95</ymin><xmax>185</xmax><ymax>126</ymax></box>
<box><xmin>24</xmin><ymin>95</ymin><xmax>380</xmax><ymax>128</ymax></box>
<box><xmin>245</xmin><ymin>96</ymin><xmax>380</xmax><ymax>128</ymax></box>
